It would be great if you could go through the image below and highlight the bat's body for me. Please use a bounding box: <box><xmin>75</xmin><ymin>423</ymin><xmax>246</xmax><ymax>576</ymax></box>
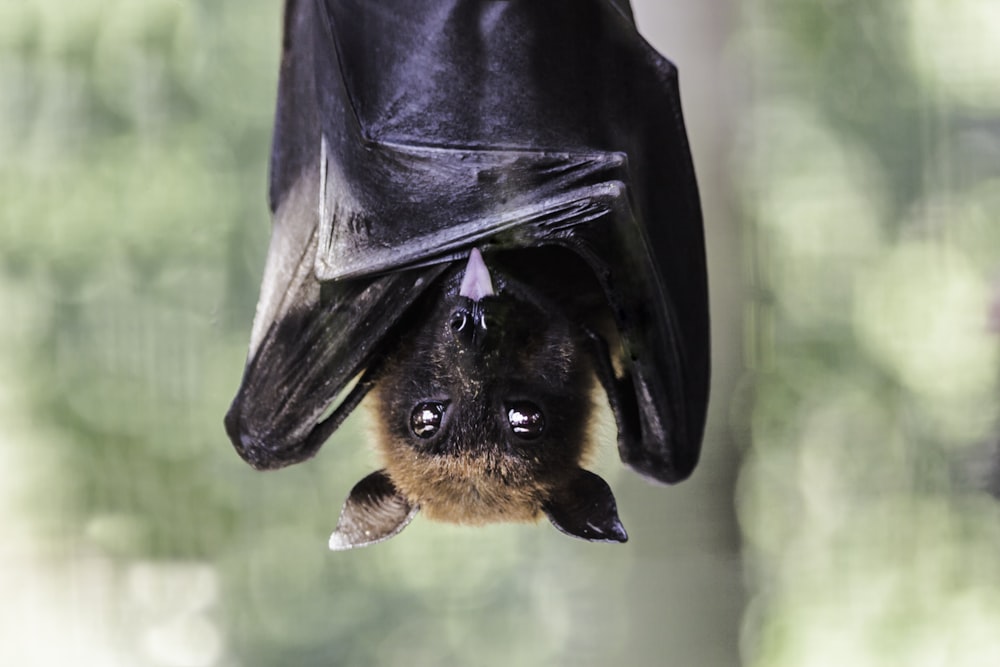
<box><xmin>225</xmin><ymin>0</ymin><xmax>710</xmax><ymax>547</ymax></box>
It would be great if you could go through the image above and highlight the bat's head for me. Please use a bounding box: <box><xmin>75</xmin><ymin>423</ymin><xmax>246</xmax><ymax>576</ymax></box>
<box><xmin>329</xmin><ymin>249</ymin><xmax>627</xmax><ymax>549</ymax></box>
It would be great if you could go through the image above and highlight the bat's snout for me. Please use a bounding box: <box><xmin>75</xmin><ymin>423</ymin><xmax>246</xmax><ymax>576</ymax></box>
<box><xmin>449</xmin><ymin>303</ymin><xmax>490</xmax><ymax>350</ymax></box>
<box><xmin>451</xmin><ymin>248</ymin><xmax>498</xmax><ymax>351</ymax></box>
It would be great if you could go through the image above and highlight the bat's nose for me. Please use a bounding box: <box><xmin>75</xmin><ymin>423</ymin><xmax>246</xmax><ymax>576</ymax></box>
<box><xmin>449</xmin><ymin>304</ymin><xmax>489</xmax><ymax>350</ymax></box>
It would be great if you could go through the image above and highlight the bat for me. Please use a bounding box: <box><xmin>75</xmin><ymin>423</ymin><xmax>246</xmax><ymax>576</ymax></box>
<box><xmin>224</xmin><ymin>0</ymin><xmax>710</xmax><ymax>549</ymax></box>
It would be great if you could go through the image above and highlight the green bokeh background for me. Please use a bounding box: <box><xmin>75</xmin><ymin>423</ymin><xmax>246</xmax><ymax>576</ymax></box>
<box><xmin>1</xmin><ymin>1</ymin><xmax>998</xmax><ymax>665</ymax></box>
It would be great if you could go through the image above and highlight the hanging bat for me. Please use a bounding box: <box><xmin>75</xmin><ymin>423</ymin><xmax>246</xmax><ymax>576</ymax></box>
<box><xmin>224</xmin><ymin>0</ymin><xmax>710</xmax><ymax>548</ymax></box>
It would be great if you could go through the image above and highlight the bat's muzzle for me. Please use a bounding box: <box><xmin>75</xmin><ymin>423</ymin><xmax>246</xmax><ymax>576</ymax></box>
<box><xmin>449</xmin><ymin>302</ymin><xmax>490</xmax><ymax>350</ymax></box>
<box><xmin>451</xmin><ymin>247</ymin><xmax>498</xmax><ymax>351</ymax></box>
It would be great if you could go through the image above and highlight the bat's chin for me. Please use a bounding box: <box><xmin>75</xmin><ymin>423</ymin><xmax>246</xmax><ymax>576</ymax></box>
<box><xmin>376</xmin><ymin>441</ymin><xmax>558</xmax><ymax>525</ymax></box>
<box><xmin>418</xmin><ymin>485</ymin><xmax>544</xmax><ymax>526</ymax></box>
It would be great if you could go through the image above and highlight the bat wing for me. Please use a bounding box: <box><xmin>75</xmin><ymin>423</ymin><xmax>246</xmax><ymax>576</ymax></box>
<box><xmin>228</xmin><ymin>0</ymin><xmax>709</xmax><ymax>482</ymax></box>
<box><xmin>226</xmin><ymin>0</ymin><xmax>448</xmax><ymax>469</ymax></box>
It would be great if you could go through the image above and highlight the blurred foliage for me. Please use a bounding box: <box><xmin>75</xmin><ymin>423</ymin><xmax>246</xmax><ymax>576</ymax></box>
<box><xmin>0</xmin><ymin>0</ymin><xmax>275</xmax><ymax>560</ymax></box>
<box><xmin>739</xmin><ymin>0</ymin><xmax>1000</xmax><ymax>665</ymax></box>
<box><xmin>0</xmin><ymin>1</ymin><xmax>740</xmax><ymax>666</ymax></box>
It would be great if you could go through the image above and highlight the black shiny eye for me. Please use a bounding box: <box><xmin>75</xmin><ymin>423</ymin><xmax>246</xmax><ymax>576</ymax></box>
<box><xmin>506</xmin><ymin>402</ymin><xmax>545</xmax><ymax>440</ymax></box>
<box><xmin>410</xmin><ymin>402</ymin><xmax>446</xmax><ymax>438</ymax></box>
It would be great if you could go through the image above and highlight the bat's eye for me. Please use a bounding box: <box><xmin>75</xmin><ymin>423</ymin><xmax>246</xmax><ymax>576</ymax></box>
<box><xmin>410</xmin><ymin>402</ymin><xmax>446</xmax><ymax>438</ymax></box>
<box><xmin>506</xmin><ymin>402</ymin><xmax>545</xmax><ymax>440</ymax></box>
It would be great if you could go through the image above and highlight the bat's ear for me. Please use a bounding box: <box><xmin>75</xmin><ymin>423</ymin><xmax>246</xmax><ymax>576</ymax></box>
<box><xmin>543</xmin><ymin>469</ymin><xmax>628</xmax><ymax>543</ymax></box>
<box><xmin>329</xmin><ymin>470</ymin><xmax>418</xmax><ymax>550</ymax></box>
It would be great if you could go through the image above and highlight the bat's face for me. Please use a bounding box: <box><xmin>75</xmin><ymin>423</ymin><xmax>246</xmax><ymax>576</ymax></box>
<box><xmin>375</xmin><ymin>248</ymin><xmax>593</xmax><ymax>524</ymax></box>
<box><xmin>329</xmin><ymin>250</ymin><xmax>628</xmax><ymax>549</ymax></box>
